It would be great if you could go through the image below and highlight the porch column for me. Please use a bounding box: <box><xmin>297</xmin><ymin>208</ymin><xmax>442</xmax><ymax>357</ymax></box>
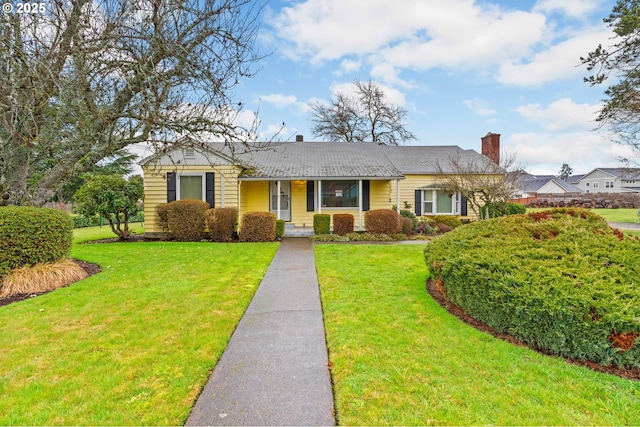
<box><xmin>358</xmin><ymin>179</ymin><xmax>363</xmax><ymax>231</ymax></box>
<box><xmin>317</xmin><ymin>180</ymin><xmax>322</xmax><ymax>214</ymax></box>
<box><xmin>276</xmin><ymin>180</ymin><xmax>281</xmax><ymax>220</ymax></box>
<box><xmin>396</xmin><ymin>179</ymin><xmax>400</xmax><ymax>213</ymax></box>
<box><xmin>220</xmin><ymin>172</ymin><xmax>225</xmax><ymax>208</ymax></box>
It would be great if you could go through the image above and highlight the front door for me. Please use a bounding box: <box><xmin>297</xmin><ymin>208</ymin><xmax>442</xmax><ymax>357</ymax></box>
<box><xmin>270</xmin><ymin>181</ymin><xmax>291</xmax><ymax>221</ymax></box>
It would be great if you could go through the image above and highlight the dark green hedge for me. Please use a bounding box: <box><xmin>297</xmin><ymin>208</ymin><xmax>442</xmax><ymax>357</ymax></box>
<box><xmin>424</xmin><ymin>208</ymin><xmax>640</xmax><ymax>368</ymax></box>
<box><xmin>0</xmin><ymin>206</ymin><xmax>73</xmax><ymax>277</ymax></box>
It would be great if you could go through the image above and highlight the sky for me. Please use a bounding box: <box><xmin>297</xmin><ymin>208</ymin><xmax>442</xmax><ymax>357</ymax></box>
<box><xmin>222</xmin><ymin>0</ymin><xmax>636</xmax><ymax>177</ymax></box>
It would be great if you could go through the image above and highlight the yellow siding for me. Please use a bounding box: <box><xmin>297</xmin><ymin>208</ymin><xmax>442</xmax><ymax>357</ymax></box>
<box><xmin>142</xmin><ymin>164</ymin><xmax>241</xmax><ymax>233</ymax></box>
<box><xmin>143</xmin><ymin>169</ymin><xmax>477</xmax><ymax>234</ymax></box>
<box><xmin>392</xmin><ymin>174</ymin><xmax>476</xmax><ymax>220</ymax></box>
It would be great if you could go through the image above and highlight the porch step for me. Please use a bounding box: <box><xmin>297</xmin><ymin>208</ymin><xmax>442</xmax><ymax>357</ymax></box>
<box><xmin>284</xmin><ymin>224</ymin><xmax>314</xmax><ymax>237</ymax></box>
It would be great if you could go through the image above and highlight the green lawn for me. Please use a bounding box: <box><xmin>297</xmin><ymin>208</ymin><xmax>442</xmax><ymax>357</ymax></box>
<box><xmin>0</xmin><ymin>239</ymin><xmax>278</xmax><ymax>425</ymax></box>
<box><xmin>527</xmin><ymin>207</ymin><xmax>638</xmax><ymax>223</ymax></box>
<box><xmin>315</xmin><ymin>244</ymin><xmax>640</xmax><ymax>425</ymax></box>
<box><xmin>73</xmin><ymin>223</ymin><xmax>145</xmax><ymax>243</ymax></box>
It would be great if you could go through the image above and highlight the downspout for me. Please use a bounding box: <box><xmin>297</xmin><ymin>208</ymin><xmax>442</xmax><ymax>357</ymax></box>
<box><xmin>220</xmin><ymin>172</ymin><xmax>225</xmax><ymax>208</ymax></box>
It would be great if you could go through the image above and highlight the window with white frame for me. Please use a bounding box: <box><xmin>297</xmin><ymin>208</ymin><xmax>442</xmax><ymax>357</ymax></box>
<box><xmin>593</xmin><ymin>182</ymin><xmax>599</xmax><ymax>189</ymax></box>
<box><xmin>321</xmin><ymin>180</ymin><xmax>358</xmax><ymax>208</ymax></box>
<box><xmin>605</xmin><ymin>180</ymin><xmax>614</xmax><ymax>189</ymax></box>
<box><xmin>178</xmin><ymin>174</ymin><xmax>205</xmax><ymax>200</ymax></box>
<box><xmin>422</xmin><ymin>189</ymin><xmax>458</xmax><ymax>215</ymax></box>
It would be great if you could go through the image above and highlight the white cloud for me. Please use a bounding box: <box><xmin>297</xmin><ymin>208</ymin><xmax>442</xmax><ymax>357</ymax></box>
<box><xmin>516</xmin><ymin>98</ymin><xmax>601</xmax><ymax>131</ymax></box>
<box><xmin>506</xmin><ymin>131</ymin><xmax>634</xmax><ymax>175</ymax></box>
<box><xmin>260</xmin><ymin>93</ymin><xmax>298</xmax><ymax>108</ymax></box>
<box><xmin>272</xmin><ymin>0</ymin><xmax>547</xmax><ymax>71</ymax></box>
<box><xmin>464</xmin><ymin>98</ymin><xmax>496</xmax><ymax>116</ymax></box>
<box><xmin>533</xmin><ymin>0</ymin><xmax>600</xmax><ymax>18</ymax></box>
<box><xmin>497</xmin><ymin>27</ymin><xmax>612</xmax><ymax>86</ymax></box>
<box><xmin>340</xmin><ymin>59</ymin><xmax>362</xmax><ymax>73</ymax></box>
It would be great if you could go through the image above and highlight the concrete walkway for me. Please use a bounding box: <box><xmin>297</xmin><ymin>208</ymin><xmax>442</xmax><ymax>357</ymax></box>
<box><xmin>186</xmin><ymin>238</ymin><xmax>335</xmax><ymax>426</ymax></box>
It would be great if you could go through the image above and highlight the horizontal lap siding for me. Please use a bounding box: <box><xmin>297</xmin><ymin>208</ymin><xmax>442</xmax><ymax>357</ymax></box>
<box><xmin>142</xmin><ymin>165</ymin><xmax>240</xmax><ymax>233</ymax></box>
<box><xmin>394</xmin><ymin>174</ymin><xmax>476</xmax><ymax>220</ymax></box>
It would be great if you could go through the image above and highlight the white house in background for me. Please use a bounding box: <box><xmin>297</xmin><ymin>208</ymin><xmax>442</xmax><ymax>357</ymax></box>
<box><xmin>513</xmin><ymin>173</ymin><xmax>582</xmax><ymax>201</ymax></box>
<box><xmin>572</xmin><ymin>168</ymin><xmax>640</xmax><ymax>194</ymax></box>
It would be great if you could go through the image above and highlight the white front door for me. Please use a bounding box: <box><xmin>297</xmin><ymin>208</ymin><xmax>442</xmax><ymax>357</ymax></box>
<box><xmin>270</xmin><ymin>181</ymin><xmax>291</xmax><ymax>221</ymax></box>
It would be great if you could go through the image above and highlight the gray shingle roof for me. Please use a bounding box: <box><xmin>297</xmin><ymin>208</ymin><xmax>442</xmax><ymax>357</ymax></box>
<box><xmin>380</xmin><ymin>145</ymin><xmax>490</xmax><ymax>174</ymax></box>
<box><xmin>234</xmin><ymin>142</ymin><xmax>404</xmax><ymax>179</ymax></box>
<box><xmin>142</xmin><ymin>140</ymin><xmax>494</xmax><ymax>179</ymax></box>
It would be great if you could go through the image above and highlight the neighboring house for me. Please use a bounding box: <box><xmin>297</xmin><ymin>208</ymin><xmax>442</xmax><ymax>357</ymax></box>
<box><xmin>572</xmin><ymin>168</ymin><xmax>640</xmax><ymax>194</ymax></box>
<box><xmin>512</xmin><ymin>173</ymin><xmax>582</xmax><ymax>204</ymax></box>
<box><xmin>140</xmin><ymin>133</ymin><xmax>502</xmax><ymax>234</ymax></box>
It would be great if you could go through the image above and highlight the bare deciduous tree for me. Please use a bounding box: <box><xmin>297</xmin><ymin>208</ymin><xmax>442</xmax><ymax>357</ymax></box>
<box><xmin>0</xmin><ymin>0</ymin><xmax>265</xmax><ymax>206</ymax></box>
<box><xmin>434</xmin><ymin>151</ymin><xmax>523</xmax><ymax>220</ymax></box>
<box><xmin>309</xmin><ymin>79</ymin><xmax>416</xmax><ymax>145</ymax></box>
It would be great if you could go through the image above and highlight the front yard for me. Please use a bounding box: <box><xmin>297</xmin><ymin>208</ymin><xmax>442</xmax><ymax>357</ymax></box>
<box><xmin>0</xmin><ymin>237</ymin><xmax>278</xmax><ymax>425</ymax></box>
<box><xmin>2</xmin><ymin>224</ymin><xmax>639</xmax><ymax>425</ymax></box>
<box><xmin>315</xmin><ymin>244</ymin><xmax>640</xmax><ymax>425</ymax></box>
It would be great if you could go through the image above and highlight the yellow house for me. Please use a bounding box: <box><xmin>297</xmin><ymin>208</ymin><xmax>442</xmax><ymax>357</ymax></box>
<box><xmin>141</xmin><ymin>133</ymin><xmax>501</xmax><ymax>235</ymax></box>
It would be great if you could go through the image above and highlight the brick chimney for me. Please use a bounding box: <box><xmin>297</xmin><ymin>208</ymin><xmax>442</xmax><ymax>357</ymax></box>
<box><xmin>296</xmin><ymin>134</ymin><xmax>303</xmax><ymax>142</ymax></box>
<box><xmin>481</xmin><ymin>132</ymin><xmax>500</xmax><ymax>165</ymax></box>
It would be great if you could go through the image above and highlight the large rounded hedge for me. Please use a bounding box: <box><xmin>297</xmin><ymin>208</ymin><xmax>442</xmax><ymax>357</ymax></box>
<box><xmin>0</xmin><ymin>206</ymin><xmax>73</xmax><ymax>277</ymax></box>
<box><xmin>424</xmin><ymin>208</ymin><xmax>640</xmax><ymax>368</ymax></box>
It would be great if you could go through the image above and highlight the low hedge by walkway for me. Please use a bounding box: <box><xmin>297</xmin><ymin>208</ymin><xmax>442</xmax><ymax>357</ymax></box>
<box><xmin>424</xmin><ymin>208</ymin><xmax>640</xmax><ymax>368</ymax></box>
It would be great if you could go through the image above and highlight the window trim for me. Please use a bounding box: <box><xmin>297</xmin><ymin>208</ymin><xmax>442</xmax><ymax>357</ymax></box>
<box><xmin>177</xmin><ymin>173</ymin><xmax>206</xmax><ymax>201</ymax></box>
<box><xmin>320</xmin><ymin>180</ymin><xmax>360</xmax><ymax>209</ymax></box>
<box><xmin>420</xmin><ymin>189</ymin><xmax>460</xmax><ymax>216</ymax></box>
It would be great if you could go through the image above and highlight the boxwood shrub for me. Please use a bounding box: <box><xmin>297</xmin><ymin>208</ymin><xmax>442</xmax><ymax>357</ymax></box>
<box><xmin>364</xmin><ymin>209</ymin><xmax>401</xmax><ymax>234</ymax></box>
<box><xmin>424</xmin><ymin>208</ymin><xmax>640</xmax><ymax>368</ymax></box>
<box><xmin>276</xmin><ymin>219</ymin><xmax>286</xmax><ymax>240</ymax></box>
<box><xmin>0</xmin><ymin>206</ymin><xmax>73</xmax><ymax>277</ymax></box>
<box><xmin>313</xmin><ymin>214</ymin><xmax>330</xmax><ymax>235</ymax></box>
<box><xmin>239</xmin><ymin>211</ymin><xmax>276</xmax><ymax>242</ymax></box>
<box><xmin>206</xmin><ymin>207</ymin><xmax>238</xmax><ymax>242</ymax></box>
<box><xmin>165</xmin><ymin>200</ymin><xmax>209</xmax><ymax>242</ymax></box>
<box><xmin>333</xmin><ymin>214</ymin><xmax>354</xmax><ymax>236</ymax></box>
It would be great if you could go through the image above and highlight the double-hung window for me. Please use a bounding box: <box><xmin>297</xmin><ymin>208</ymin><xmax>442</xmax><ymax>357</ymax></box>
<box><xmin>178</xmin><ymin>174</ymin><xmax>205</xmax><ymax>200</ymax></box>
<box><xmin>416</xmin><ymin>188</ymin><xmax>460</xmax><ymax>215</ymax></box>
<box><xmin>167</xmin><ymin>172</ymin><xmax>215</xmax><ymax>208</ymax></box>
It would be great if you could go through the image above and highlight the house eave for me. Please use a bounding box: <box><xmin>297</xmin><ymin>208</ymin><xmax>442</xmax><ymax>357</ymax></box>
<box><xmin>237</xmin><ymin>175</ymin><xmax>406</xmax><ymax>181</ymax></box>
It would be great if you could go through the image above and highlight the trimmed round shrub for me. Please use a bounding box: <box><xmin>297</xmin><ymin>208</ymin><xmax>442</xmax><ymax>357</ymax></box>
<box><xmin>505</xmin><ymin>202</ymin><xmax>526</xmax><ymax>215</ymax></box>
<box><xmin>425</xmin><ymin>208</ymin><xmax>640</xmax><ymax>368</ymax></box>
<box><xmin>333</xmin><ymin>214</ymin><xmax>354</xmax><ymax>236</ymax></box>
<box><xmin>206</xmin><ymin>207</ymin><xmax>238</xmax><ymax>242</ymax></box>
<box><xmin>166</xmin><ymin>200</ymin><xmax>209</xmax><ymax>242</ymax></box>
<box><xmin>364</xmin><ymin>209</ymin><xmax>401</xmax><ymax>234</ymax></box>
<box><xmin>425</xmin><ymin>215</ymin><xmax>462</xmax><ymax>230</ymax></box>
<box><xmin>239</xmin><ymin>212</ymin><xmax>276</xmax><ymax>242</ymax></box>
<box><xmin>0</xmin><ymin>206</ymin><xmax>73</xmax><ymax>277</ymax></box>
<box><xmin>156</xmin><ymin>203</ymin><xmax>169</xmax><ymax>231</ymax></box>
<box><xmin>313</xmin><ymin>214</ymin><xmax>330</xmax><ymax>235</ymax></box>
<box><xmin>275</xmin><ymin>219</ymin><xmax>286</xmax><ymax>240</ymax></box>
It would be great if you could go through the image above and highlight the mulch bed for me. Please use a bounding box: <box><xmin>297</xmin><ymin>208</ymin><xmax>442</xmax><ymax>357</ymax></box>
<box><xmin>0</xmin><ymin>259</ymin><xmax>101</xmax><ymax>308</ymax></box>
<box><xmin>426</xmin><ymin>278</ymin><xmax>640</xmax><ymax>381</ymax></box>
